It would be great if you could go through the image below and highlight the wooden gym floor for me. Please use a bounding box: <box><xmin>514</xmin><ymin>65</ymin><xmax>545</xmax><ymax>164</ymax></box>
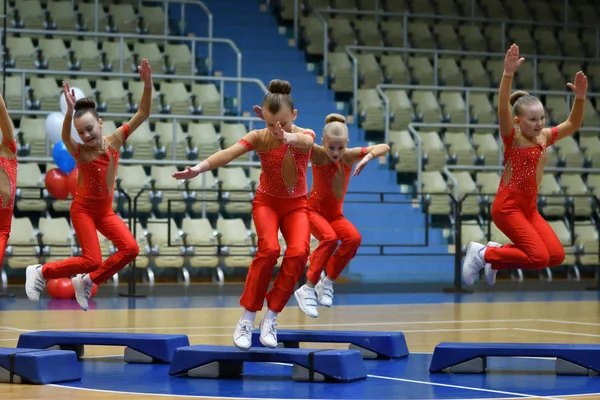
<box><xmin>1</xmin><ymin>284</ymin><xmax>600</xmax><ymax>399</ymax></box>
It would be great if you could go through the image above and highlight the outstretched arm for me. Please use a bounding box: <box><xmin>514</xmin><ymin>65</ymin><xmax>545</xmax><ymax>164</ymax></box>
<box><xmin>545</xmin><ymin>71</ymin><xmax>587</xmax><ymax>145</ymax></box>
<box><xmin>0</xmin><ymin>92</ymin><xmax>14</xmax><ymax>146</ymax></box>
<box><xmin>61</xmin><ymin>81</ymin><xmax>80</xmax><ymax>158</ymax></box>
<box><xmin>347</xmin><ymin>143</ymin><xmax>391</xmax><ymax>177</ymax></box>
<box><xmin>172</xmin><ymin>132</ymin><xmax>256</xmax><ymax>180</ymax></box>
<box><xmin>498</xmin><ymin>44</ymin><xmax>525</xmax><ymax>137</ymax></box>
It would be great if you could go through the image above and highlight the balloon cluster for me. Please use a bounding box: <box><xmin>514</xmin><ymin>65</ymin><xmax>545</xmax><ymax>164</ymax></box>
<box><xmin>45</xmin><ymin>87</ymin><xmax>86</xmax><ymax>200</ymax></box>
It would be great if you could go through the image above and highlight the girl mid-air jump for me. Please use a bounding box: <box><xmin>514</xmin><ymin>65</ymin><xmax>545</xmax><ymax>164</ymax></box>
<box><xmin>294</xmin><ymin>114</ymin><xmax>389</xmax><ymax>318</ymax></box>
<box><xmin>252</xmin><ymin>108</ymin><xmax>389</xmax><ymax>317</ymax></box>
<box><xmin>173</xmin><ymin>79</ymin><xmax>315</xmax><ymax>350</ymax></box>
<box><xmin>25</xmin><ymin>59</ymin><xmax>153</xmax><ymax>310</ymax></box>
<box><xmin>462</xmin><ymin>44</ymin><xmax>587</xmax><ymax>285</ymax></box>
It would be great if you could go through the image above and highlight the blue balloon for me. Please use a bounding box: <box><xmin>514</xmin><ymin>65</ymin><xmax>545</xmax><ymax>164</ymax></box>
<box><xmin>52</xmin><ymin>141</ymin><xmax>76</xmax><ymax>174</ymax></box>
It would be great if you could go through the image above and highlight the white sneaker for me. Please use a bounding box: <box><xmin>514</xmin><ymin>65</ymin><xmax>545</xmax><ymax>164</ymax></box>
<box><xmin>25</xmin><ymin>264</ymin><xmax>46</xmax><ymax>302</ymax></box>
<box><xmin>294</xmin><ymin>285</ymin><xmax>318</xmax><ymax>318</ymax></box>
<box><xmin>233</xmin><ymin>319</ymin><xmax>254</xmax><ymax>351</ymax></box>
<box><xmin>462</xmin><ymin>242</ymin><xmax>486</xmax><ymax>286</ymax></box>
<box><xmin>72</xmin><ymin>274</ymin><xmax>93</xmax><ymax>311</ymax></box>
<box><xmin>259</xmin><ymin>318</ymin><xmax>278</xmax><ymax>349</ymax></box>
<box><xmin>315</xmin><ymin>279</ymin><xmax>334</xmax><ymax>307</ymax></box>
<box><xmin>483</xmin><ymin>241</ymin><xmax>502</xmax><ymax>285</ymax></box>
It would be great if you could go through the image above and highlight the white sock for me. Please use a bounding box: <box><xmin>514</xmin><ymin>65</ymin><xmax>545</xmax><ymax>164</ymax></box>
<box><xmin>322</xmin><ymin>277</ymin><xmax>334</xmax><ymax>286</ymax></box>
<box><xmin>83</xmin><ymin>274</ymin><xmax>93</xmax><ymax>285</ymax></box>
<box><xmin>265</xmin><ymin>309</ymin><xmax>278</xmax><ymax>321</ymax></box>
<box><xmin>241</xmin><ymin>309</ymin><xmax>256</xmax><ymax>324</ymax></box>
<box><xmin>303</xmin><ymin>284</ymin><xmax>315</xmax><ymax>293</ymax></box>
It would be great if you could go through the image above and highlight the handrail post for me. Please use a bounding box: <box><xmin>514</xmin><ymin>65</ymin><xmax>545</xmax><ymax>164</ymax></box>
<box><xmin>346</xmin><ymin>48</ymin><xmax>359</xmax><ymax>121</ymax></box>
<box><xmin>407</xmin><ymin>123</ymin><xmax>423</xmax><ymax>198</ymax></box>
<box><xmin>315</xmin><ymin>11</ymin><xmax>328</xmax><ymax>79</ymax></box>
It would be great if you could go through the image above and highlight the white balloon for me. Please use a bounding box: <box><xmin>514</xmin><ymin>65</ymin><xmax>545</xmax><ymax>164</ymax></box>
<box><xmin>45</xmin><ymin>111</ymin><xmax>84</xmax><ymax>144</ymax></box>
<box><xmin>45</xmin><ymin>112</ymin><xmax>64</xmax><ymax>144</ymax></box>
<box><xmin>59</xmin><ymin>87</ymin><xmax>86</xmax><ymax>114</ymax></box>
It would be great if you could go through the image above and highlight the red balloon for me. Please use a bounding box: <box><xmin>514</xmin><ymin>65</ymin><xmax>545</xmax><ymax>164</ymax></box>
<box><xmin>66</xmin><ymin>167</ymin><xmax>79</xmax><ymax>198</ymax></box>
<box><xmin>46</xmin><ymin>278</ymin><xmax>75</xmax><ymax>299</ymax></box>
<box><xmin>45</xmin><ymin>168</ymin><xmax>69</xmax><ymax>200</ymax></box>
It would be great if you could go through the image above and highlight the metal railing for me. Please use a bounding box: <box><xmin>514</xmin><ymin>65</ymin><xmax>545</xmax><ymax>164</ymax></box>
<box><xmin>445</xmin><ymin>189</ymin><xmax>600</xmax><ymax>292</ymax></box>
<box><xmin>349</xmin><ymin>46</ymin><xmax>597</xmax><ymax>121</ymax></box>
<box><xmin>398</xmin><ymin>121</ymin><xmax>600</xmax><ymax>198</ymax></box>
<box><xmin>378</xmin><ymin>85</ymin><xmax>600</xmax><ymax>142</ymax></box>
<box><xmin>7</xmin><ymin>68</ymin><xmax>267</xmax><ymax>124</ymax></box>
<box><xmin>10</xmin><ymin>109</ymin><xmax>266</xmax><ymax>159</ymax></box>
<box><xmin>444</xmin><ymin>165</ymin><xmax>600</xmax><ymax>203</ymax></box>
<box><xmin>313</xmin><ymin>8</ymin><xmax>600</xmax><ymax>79</ymax></box>
<box><xmin>1</xmin><ymin>27</ymin><xmax>239</xmax><ymax>87</ymax></box>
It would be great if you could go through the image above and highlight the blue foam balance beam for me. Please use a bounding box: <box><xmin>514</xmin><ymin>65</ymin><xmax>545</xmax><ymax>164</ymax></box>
<box><xmin>168</xmin><ymin>345</ymin><xmax>368</xmax><ymax>383</ymax></box>
<box><xmin>429</xmin><ymin>342</ymin><xmax>600</xmax><ymax>375</ymax></box>
<box><xmin>0</xmin><ymin>348</ymin><xmax>81</xmax><ymax>384</ymax></box>
<box><xmin>251</xmin><ymin>329</ymin><xmax>408</xmax><ymax>359</ymax></box>
<box><xmin>16</xmin><ymin>331</ymin><xmax>189</xmax><ymax>364</ymax></box>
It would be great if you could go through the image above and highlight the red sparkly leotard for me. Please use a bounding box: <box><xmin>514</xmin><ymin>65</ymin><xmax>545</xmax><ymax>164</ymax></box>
<box><xmin>0</xmin><ymin>137</ymin><xmax>17</xmax><ymax>209</ymax></box>
<box><xmin>74</xmin><ymin>124</ymin><xmax>130</xmax><ymax>200</ymax></box>
<box><xmin>237</xmin><ymin>126</ymin><xmax>315</xmax><ymax>198</ymax></box>
<box><xmin>308</xmin><ymin>145</ymin><xmax>367</xmax><ymax>217</ymax></box>
<box><xmin>498</xmin><ymin>126</ymin><xmax>559</xmax><ymax>197</ymax></box>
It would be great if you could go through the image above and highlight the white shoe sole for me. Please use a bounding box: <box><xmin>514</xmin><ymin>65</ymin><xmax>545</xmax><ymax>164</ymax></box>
<box><xmin>71</xmin><ymin>277</ymin><xmax>89</xmax><ymax>311</ymax></box>
<box><xmin>233</xmin><ymin>337</ymin><xmax>251</xmax><ymax>351</ymax></box>
<box><xmin>259</xmin><ymin>335</ymin><xmax>278</xmax><ymax>349</ymax></box>
<box><xmin>294</xmin><ymin>290</ymin><xmax>318</xmax><ymax>318</ymax></box>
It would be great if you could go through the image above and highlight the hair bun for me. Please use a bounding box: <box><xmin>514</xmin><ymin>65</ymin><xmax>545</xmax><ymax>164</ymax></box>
<box><xmin>74</xmin><ymin>97</ymin><xmax>96</xmax><ymax>112</ymax></box>
<box><xmin>325</xmin><ymin>113</ymin><xmax>346</xmax><ymax>124</ymax></box>
<box><xmin>268</xmin><ymin>79</ymin><xmax>292</xmax><ymax>95</ymax></box>
<box><xmin>509</xmin><ymin>90</ymin><xmax>529</xmax><ymax>107</ymax></box>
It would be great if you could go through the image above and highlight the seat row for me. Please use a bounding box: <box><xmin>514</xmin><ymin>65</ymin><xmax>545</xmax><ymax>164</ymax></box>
<box><xmin>6</xmin><ymin>215</ymin><xmax>321</xmax><ymax>285</ymax></box>
<box><xmin>422</xmin><ymin>170</ymin><xmax>600</xmax><ymax>219</ymax></box>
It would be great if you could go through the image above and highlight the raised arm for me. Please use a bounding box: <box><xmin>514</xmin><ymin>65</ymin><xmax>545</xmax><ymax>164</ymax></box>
<box><xmin>60</xmin><ymin>81</ymin><xmax>80</xmax><ymax>158</ymax></box>
<box><xmin>0</xmin><ymin>92</ymin><xmax>14</xmax><ymax>145</ymax></box>
<box><xmin>112</xmin><ymin>59</ymin><xmax>152</xmax><ymax>147</ymax></box>
<box><xmin>172</xmin><ymin>132</ymin><xmax>256</xmax><ymax>180</ymax></box>
<box><xmin>545</xmin><ymin>71</ymin><xmax>588</xmax><ymax>145</ymax></box>
<box><xmin>498</xmin><ymin>44</ymin><xmax>525</xmax><ymax>137</ymax></box>
<box><xmin>346</xmin><ymin>143</ymin><xmax>391</xmax><ymax>177</ymax></box>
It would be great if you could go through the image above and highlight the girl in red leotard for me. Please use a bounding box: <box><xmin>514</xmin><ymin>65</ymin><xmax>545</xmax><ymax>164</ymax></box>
<box><xmin>173</xmin><ymin>79</ymin><xmax>315</xmax><ymax>350</ymax></box>
<box><xmin>25</xmin><ymin>59</ymin><xmax>153</xmax><ymax>310</ymax></box>
<box><xmin>0</xmin><ymin>91</ymin><xmax>17</xmax><ymax>292</ymax></box>
<box><xmin>293</xmin><ymin>114</ymin><xmax>389</xmax><ymax>318</ymax></box>
<box><xmin>462</xmin><ymin>44</ymin><xmax>587</xmax><ymax>286</ymax></box>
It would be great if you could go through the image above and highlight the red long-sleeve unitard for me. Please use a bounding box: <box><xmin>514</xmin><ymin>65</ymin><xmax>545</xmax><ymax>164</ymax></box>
<box><xmin>208</xmin><ymin>126</ymin><xmax>315</xmax><ymax>312</ymax></box>
<box><xmin>0</xmin><ymin>137</ymin><xmax>17</xmax><ymax>270</ymax></box>
<box><xmin>41</xmin><ymin>125</ymin><xmax>139</xmax><ymax>284</ymax></box>
<box><xmin>305</xmin><ymin>145</ymin><xmax>368</xmax><ymax>284</ymax></box>
<box><xmin>484</xmin><ymin>126</ymin><xmax>566</xmax><ymax>270</ymax></box>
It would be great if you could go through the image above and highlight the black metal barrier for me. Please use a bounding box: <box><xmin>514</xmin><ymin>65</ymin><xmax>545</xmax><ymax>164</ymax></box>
<box><xmin>450</xmin><ymin>191</ymin><xmax>600</xmax><ymax>293</ymax></box>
